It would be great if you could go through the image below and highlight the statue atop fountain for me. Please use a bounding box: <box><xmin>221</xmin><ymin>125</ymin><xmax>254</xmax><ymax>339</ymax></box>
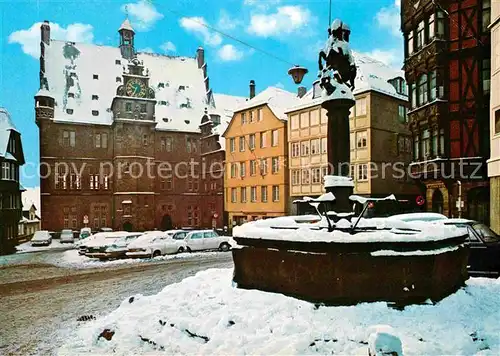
<box><xmin>317</xmin><ymin>19</ymin><xmax>357</xmax><ymax>212</ymax></box>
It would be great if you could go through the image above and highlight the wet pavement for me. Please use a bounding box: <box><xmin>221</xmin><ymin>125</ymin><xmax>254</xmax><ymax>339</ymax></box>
<box><xmin>0</xmin><ymin>250</ymin><xmax>233</xmax><ymax>355</ymax></box>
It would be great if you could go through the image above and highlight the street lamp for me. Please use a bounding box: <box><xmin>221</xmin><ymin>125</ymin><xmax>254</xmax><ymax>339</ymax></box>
<box><xmin>288</xmin><ymin>65</ymin><xmax>308</xmax><ymax>84</ymax></box>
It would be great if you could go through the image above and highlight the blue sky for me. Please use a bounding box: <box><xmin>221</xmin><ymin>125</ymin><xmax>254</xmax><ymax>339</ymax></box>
<box><xmin>0</xmin><ymin>0</ymin><xmax>402</xmax><ymax>187</ymax></box>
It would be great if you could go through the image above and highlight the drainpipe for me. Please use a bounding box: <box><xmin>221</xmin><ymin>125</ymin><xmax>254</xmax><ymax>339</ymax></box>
<box><xmin>457</xmin><ymin>180</ymin><xmax>462</xmax><ymax>218</ymax></box>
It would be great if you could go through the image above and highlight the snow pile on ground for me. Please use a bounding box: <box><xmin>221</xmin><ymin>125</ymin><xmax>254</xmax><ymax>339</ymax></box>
<box><xmin>52</xmin><ymin>250</ymin><xmax>226</xmax><ymax>269</ymax></box>
<box><xmin>233</xmin><ymin>216</ymin><xmax>465</xmax><ymax>243</ymax></box>
<box><xmin>59</xmin><ymin>268</ymin><xmax>500</xmax><ymax>355</ymax></box>
<box><xmin>16</xmin><ymin>240</ymin><xmax>75</xmax><ymax>253</ymax></box>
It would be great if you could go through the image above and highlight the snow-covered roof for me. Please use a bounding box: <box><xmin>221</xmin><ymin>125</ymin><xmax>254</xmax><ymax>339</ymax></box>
<box><xmin>286</xmin><ymin>52</ymin><xmax>407</xmax><ymax>113</ymax></box>
<box><xmin>42</xmin><ymin>40</ymin><xmax>214</xmax><ymax>133</ymax></box>
<box><xmin>213</xmin><ymin>93</ymin><xmax>247</xmax><ymax>150</ymax></box>
<box><xmin>22</xmin><ymin>187</ymin><xmax>41</xmax><ymax>215</ymax></box>
<box><xmin>0</xmin><ymin>108</ymin><xmax>18</xmax><ymax>158</ymax></box>
<box><xmin>235</xmin><ymin>87</ymin><xmax>297</xmax><ymax>121</ymax></box>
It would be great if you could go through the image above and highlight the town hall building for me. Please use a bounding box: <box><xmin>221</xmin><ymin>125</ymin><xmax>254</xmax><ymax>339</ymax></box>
<box><xmin>35</xmin><ymin>19</ymin><xmax>243</xmax><ymax>232</ymax></box>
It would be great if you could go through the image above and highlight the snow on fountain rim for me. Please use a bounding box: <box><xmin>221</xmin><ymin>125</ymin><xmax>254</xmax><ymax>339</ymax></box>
<box><xmin>233</xmin><ymin>216</ymin><xmax>465</xmax><ymax>243</ymax></box>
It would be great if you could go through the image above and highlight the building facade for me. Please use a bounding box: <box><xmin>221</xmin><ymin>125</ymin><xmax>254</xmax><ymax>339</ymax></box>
<box><xmin>489</xmin><ymin>0</ymin><xmax>500</xmax><ymax>232</ymax></box>
<box><xmin>36</xmin><ymin>20</ymin><xmax>237</xmax><ymax>232</ymax></box>
<box><xmin>0</xmin><ymin>108</ymin><xmax>25</xmax><ymax>254</ymax></box>
<box><xmin>224</xmin><ymin>85</ymin><xmax>296</xmax><ymax>228</ymax></box>
<box><xmin>287</xmin><ymin>54</ymin><xmax>419</xmax><ymax>214</ymax></box>
<box><xmin>402</xmin><ymin>0</ymin><xmax>491</xmax><ymax>222</ymax></box>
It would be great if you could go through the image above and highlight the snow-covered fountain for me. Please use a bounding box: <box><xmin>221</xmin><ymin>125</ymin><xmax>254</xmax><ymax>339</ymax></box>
<box><xmin>231</xmin><ymin>20</ymin><xmax>469</xmax><ymax>306</ymax></box>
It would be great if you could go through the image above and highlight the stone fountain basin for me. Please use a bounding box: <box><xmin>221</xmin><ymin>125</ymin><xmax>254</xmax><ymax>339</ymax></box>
<box><xmin>232</xmin><ymin>233</ymin><xmax>469</xmax><ymax>306</ymax></box>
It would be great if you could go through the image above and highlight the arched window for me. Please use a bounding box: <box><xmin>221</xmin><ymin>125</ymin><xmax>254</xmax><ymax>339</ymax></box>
<box><xmin>418</xmin><ymin>74</ymin><xmax>428</xmax><ymax>105</ymax></box>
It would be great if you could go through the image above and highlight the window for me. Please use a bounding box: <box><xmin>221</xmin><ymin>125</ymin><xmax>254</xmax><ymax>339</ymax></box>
<box><xmin>249</xmin><ymin>110</ymin><xmax>254</xmax><ymax>122</ymax></box>
<box><xmin>116</xmin><ymin>77</ymin><xmax>121</xmax><ymax>83</ymax></box>
<box><xmin>482</xmin><ymin>59</ymin><xmax>491</xmax><ymax>93</ymax></box>
<box><xmin>93</xmin><ymin>74</ymin><xmax>98</xmax><ymax>79</ymax></box>
<box><xmin>249</xmin><ymin>134</ymin><xmax>256</xmax><ymax>150</ymax></box>
<box><xmin>310</xmin><ymin>109</ymin><xmax>319</xmax><ymax>126</ymax></box>
<box><xmin>272</xmin><ymin>186</ymin><xmax>279</xmax><ymax>202</ymax></box>
<box><xmin>92</xmin><ymin>95</ymin><xmax>98</xmax><ymax>100</ymax></box>
<box><xmin>250</xmin><ymin>160</ymin><xmax>257</xmax><ymax>175</ymax></box>
<box><xmin>436</xmin><ymin>10</ymin><xmax>445</xmax><ymax>38</ymax></box>
<box><xmin>271</xmin><ymin>157</ymin><xmax>279</xmax><ymax>174</ymax></box>
<box><xmin>358</xmin><ymin>164</ymin><xmax>368</xmax><ymax>181</ymax></box>
<box><xmin>422</xmin><ymin>129</ymin><xmax>430</xmax><ymax>157</ymax></box>
<box><xmin>258</xmin><ymin>108</ymin><xmax>263</xmax><ymax>121</ymax></box>
<box><xmin>291</xmin><ymin>142</ymin><xmax>300</xmax><ymax>157</ymax></box>
<box><xmin>291</xmin><ymin>114</ymin><xmax>299</xmax><ymax>130</ymax></box>
<box><xmin>250</xmin><ymin>186</ymin><xmax>257</xmax><ymax>202</ymax></box>
<box><xmin>241</xmin><ymin>112</ymin><xmax>246</xmax><ymax>125</ymax></box>
<box><xmin>301</xmin><ymin>169</ymin><xmax>310</xmax><ymax>184</ymax></box>
<box><xmin>66</xmin><ymin>108</ymin><xmax>74</xmax><ymax>115</ymax></box>
<box><xmin>483</xmin><ymin>0</ymin><xmax>491</xmax><ymax>32</ymax></box>
<box><xmin>230</xmin><ymin>163</ymin><xmax>237</xmax><ymax>178</ymax></box>
<box><xmin>125</xmin><ymin>102</ymin><xmax>132</xmax><ymax>112</ymax></box>
<box><xmin>91</xmin><ymin>110</ymin><xmax>99</xmax><ymax>116</ymax></box>
<box><xmin>292</xmin><ymin>170</ymin><xmax>300</xmax><ymax>185</ymax></box>
<box><xmin>300</xmin><ymin>112</ymin><xmax>309</xmax><ymax>128</ymax></box>
<box><xmin>240</xmin><ymin>161</ymin><xmax>246</xmax><ymax>177</ymax></box>
<box><xmin>240</xmin><ymin>187</ymin><xmax>247</xmax><ymax>203</ymax></box>
<box><xmin>407</xmin><ymin>30</ymin><xmax>414</xmax><ymax>55</ymax></box>
<box><xmin>321</xmin><ymin>138</ymin><xmax>327</xmax><ymax>153</ymax></box>
<box><xmin>115</xmin><ymin>59</ymin><xmax>121</xmax><ymax>65</ymax></box>
<box><xmin>356</xmin><ymin>97</ymin><xmax>366</xmax><ymax>116</ymax></box>
<box><xmin>322</xmin><ymin>166</ymin><xmax>328</xmax><ymax>178</ymax></box>
<box><xmin>495</xmin><ymin>110</ymin><xmax>500</xmax><ymax>134</ymax></box>
<box><xmin>356</xmin><ymin>131</ymin><xmax>367</xmax><ymax>148</ymax></box>
<box><xmin>418</xmin><ymin>74</ymin><xmax>428</xmax><ymax>105</ymax></box>
<box><xmin>102</xmin><ymin>133</ymin><xmax>108</xmax><ymax>149</ymax></box>
<box><xmin>63</xmin><ymin>130</ymin><xmax>75</xmax><ymax>147</ymax></box>
<box><xmin>271</xmin><ymin>130</ymin><xmax>278</xmax><ymax>146</ymax></box>
<box><xmin>398</xmin><ymin>106</ymin><xmax>408</xmax><ymax>123</ymax></box>
<box><xmin>414</xmin><ymin>135</ymin><xmax>420</xmax><ymax>160</ymax></box>
<box><xmin>143</xmin><ymin>134</ymin><xmax>148</xmax><ymax>146</ymax></box>
<box><xmin>231</xmin><ymin>188</ymin><xmax>237</xmax><ymax>203</ymax></box>
<box><xmin>239</xmin><ymin>137</ymin><xmax>245</xmax><ymax>152</ymax></box>
<box><xmin>68</xmin><ymin>93</ymin><xmax>75</xmax><ymax>99</ymax></box>
<box><xmin>260</xmin><ymin>158</ymin><xmax>268</xmax><ymax>175</ymax></box>
<box><xmin>312</xmin><ymin>168</ymin><xmax>321</xmax><ymax>184</ymax></box>
<box><xmin>429</xmin><ymin>70</ymin><xmax>437</xmax><ymax>100</ymax></box>
<box><xmin>301</xmin><ymin>140</ymin><xmax>310</xmax><ymax>156</ymax></box>
<box><xmin>439</xmin><ymin>129</ymin><xmax>445</xmax><ymax>155</ymax></box>
<box><xmin>428</xmin><ymin>13</ymin><xmax>435</xmax><ymax>39</ymax></box>
<box><xmin>1</xmin><ymin>162</ymin><xmax>10</xmax><ymax>180</ymax></box>
<box><xmin>261</xmin><ymin>186</ymin><xmax>268</xmax><ymax>202</ymax></box>
<box><xmin>140</xmin><ymin>104</ymin><xmax>147</xmax><ymax>113</ymax></box>
<box><xmin>350</xmin><ymin>164</ymin><xmax>355</xmax><ymax>178</ymax></box>
<box><xmin>260</xmin><ymin>132</ymin><xmax>267</xmax><ymax>148</ymax></box>
<box><xmin>410</xmin><ymin>83</ymin><xmax>417</xmax><ymax>109</ymax></box>
<box><xmin>230</xmin><ymin>138</ymin><xmax>235</xmax><ymax>152</ymax></box>
<box><xmin>310</xmin><ymin>138</ymin><xmax>320</xmax><ymax>155</ymax></box>
<box><xmin>416</xmin><ymin>20</ymin><xmax>425</xmax><ymax>49</ymax></box>
<box><xmin>95</xmin><ymin>134</ymin><xmax>101</xmax><ymax>148</ymax></box>
<box><xmin>432</xmin><ymin>129</ymin><xmax>438</xmax><ymax>155</ymax></box>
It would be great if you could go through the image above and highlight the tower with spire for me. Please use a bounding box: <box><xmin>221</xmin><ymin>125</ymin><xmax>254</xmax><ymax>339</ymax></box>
<box><xmin>119</xmin><ymin>18</ymin><xmax>135</xmax><ymax>59</ymax></box>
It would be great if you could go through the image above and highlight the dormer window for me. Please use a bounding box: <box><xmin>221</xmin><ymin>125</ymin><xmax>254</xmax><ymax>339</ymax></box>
<box><xmin>158</xmin><ymin>83</ymin><xmax>165</xmax><ymax>88</ymax></box>
<box><xmin>68</xmin><ymin>93</ymin><xmax>75</xmax><ymax>98</ymax></box>
<box><xmin>178</xmin><ymin>85</ymin><xmax>185</xmax><ymax>91</ymax></box>
<box><xmin>92</xmin><ymin>110</ymin><xmax>99</xmax><ymax>116</ymax></box>
<box><xmin>66</xmin><ymin>109</ymin><xmax>74</xmax><ymax>115</ymax></box>
<box><xmin>92</xmin><ymin>95</ymin><xmax>99</xmax><ymax>100</ymax></box>
<box><xmin>116</xmin><ymin>77</ymin><xmax>122</xmax><ymax>83</ymax></box>
<box><xmin>389</xmin><ymin>77</ymin><xmax>407</xmax><ymax>95</ymax></box>
<box><xmin>115</xmin><ymin>59</ymin><xmax>121</xmax><ymax>65</ymax></box>
<box><xmin>8</xmin><ymin>138</ymin><xmax>15</xmax><ymax>154</ymax></box>
<box><xmin>93</xmin><ymin>74</ymin><xmax>99</xmax><ymax>80</ymax></box>
<box><xmin>163</xmin><ymin>118</ymin><xmax>170</xmax><ymax>123</ymax></box>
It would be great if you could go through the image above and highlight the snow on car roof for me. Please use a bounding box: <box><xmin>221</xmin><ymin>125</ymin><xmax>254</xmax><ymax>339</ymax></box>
<box><xmin>386</xmin><ymin>212</ymin><xmax>448</xmax><ymax>221</ymax></box>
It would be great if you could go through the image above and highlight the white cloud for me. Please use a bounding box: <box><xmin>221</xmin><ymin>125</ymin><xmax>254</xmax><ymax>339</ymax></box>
<box><xmin>375</xmin><ymin>0</ymin><xmax>401</xmax><ymax>37</ymax></box>
<box><xmin>247</xmin><ymin>5</ymin><xmax>312</xmax><ymax>37</ymax></box>
<box><xmin>274</xmin><ymin>82</ymin><xmax>285</xmax><ymax>89</ymax></box>
<box><xmin>139</xmin><ymin>47</ymin><xmax>154</xmax><ymax>53</ymax></box>
<box><xmin>160</xmin><ymin>41</ymin><xmax>176</xmax><ymax>53</ymax></box>
<box><xmin>217</xmin><ymin>44</ymin><xmax>244</xmax><ymax>61</ymax></box>
<box><xmin>121</xmin><ymin>0</ymin><xmax>163</xmax><ymax>31</ymax></box>
<box><xmin>362</xmin><ymin>49</ymin><xmax>403</xmax><ymax>68</ymax></box>
<box><xmin>8</xmin><ymin>22</ymin><xmax>94</xmax><ymax>58</ymax></box>
<box><xmin>179</xmin><ymin>17</ymin><xmax>222</xmax><ymax>47</ymax></box>
<box><xmin>217</xmin><ymin>9</ymin><xmax>240</xmax><ymax>30</ymax></box>
<box><xmin>244</xmin><ymin>0</ymin><xmax>281</xmax><ymax>11</ymax></box>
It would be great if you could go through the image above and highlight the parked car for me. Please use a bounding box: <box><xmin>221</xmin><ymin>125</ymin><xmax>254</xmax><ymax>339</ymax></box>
<box><xmin>184</xmin><ymin>230</ymin><xmax>232</xmax><ymax>252</ymax></box>
<box><xmin>31</xmin><ymin>230</ymin><xmax>52</xmax><ymax>246</ymax></box>
<box><xmin>60</xmin><ymin>229</ymin><xmax>75</xmax><ymax>244</ymax></box>
<box><xmin>79</xmin><ymin>227</ymin><xmax>92</xmax><ymax>240</ymax></box>
<box><xmin>85</xmin><ymin>232</ymin><xmax>141</xmax><ymax>259</ymax></box>
<box><xmin>77</xmin><ymin>232</ymin><xmax>117</xmax><ymax>255</ymax></box>
<box><xmin>93</xmin><ymin>233</ymin><xmax>144</xmax><ymax>260</ymax></box>
<box><xmin>386</xmin><ymin>212</ymin><xmax>448</xmax><ymax>223</ymax></box>
<box><xmin>126</xmin><ymin>230</ymin><xmax>187</xmax><ymax>258</ymax></box>
<box><xmin>440</xmin><ymin>219</ymin><xmax>500</xmax><ymax>277</ymax></box>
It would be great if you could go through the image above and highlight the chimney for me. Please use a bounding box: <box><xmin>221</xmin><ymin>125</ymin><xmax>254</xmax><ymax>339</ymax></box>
<box><xmin>41</xmin><ymin>20</ymin><xmax>50</xmax><ymax>45</ymax></box>
<box><xmin>196</xmin><ymin>46</ymin><xmax>205</xmax><ymax>69</ymax></box>
<box><xmin>297</xmin><ymin>86</ymin><xmax>307</xmax><ymax>98</ymax></box>
<box><xmin>249</xmin><ymin>80</ymin><xmax>256</xmax><ymax>99</ymax></box>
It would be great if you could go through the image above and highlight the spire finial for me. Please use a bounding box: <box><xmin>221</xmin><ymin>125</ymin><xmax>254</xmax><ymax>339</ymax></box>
<box><xmin>125</xmin><ymin>4</ymin><xmax>129</xmax><ymax>18</ymax></box>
